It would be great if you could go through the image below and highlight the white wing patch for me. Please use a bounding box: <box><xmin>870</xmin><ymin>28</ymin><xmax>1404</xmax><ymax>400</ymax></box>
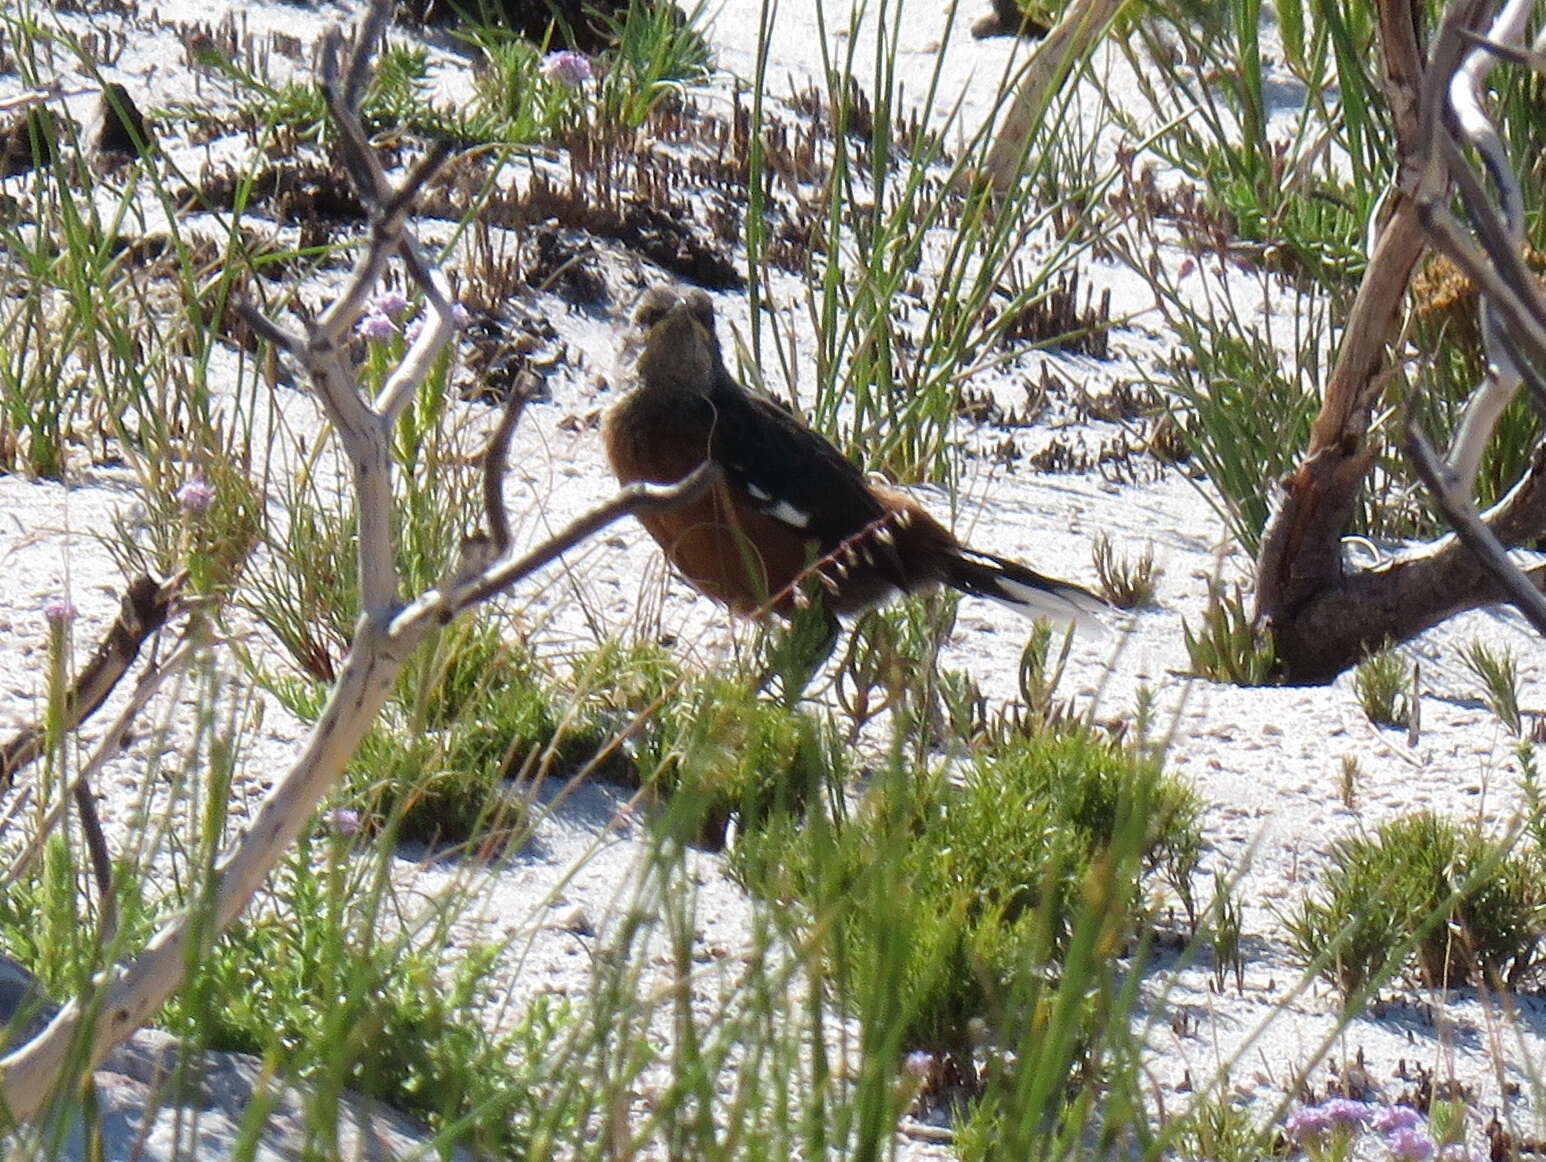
<box><xmin>744</xmin><ymin>481</ymin><xmax>811</xmax><ymax>529</ymax></box>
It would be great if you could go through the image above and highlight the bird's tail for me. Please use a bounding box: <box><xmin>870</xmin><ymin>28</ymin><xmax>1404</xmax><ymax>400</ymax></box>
<box><xmin>942</xmin><ymin>548</ymin><xmax>1110</xmax><ymax>632</ymax></box>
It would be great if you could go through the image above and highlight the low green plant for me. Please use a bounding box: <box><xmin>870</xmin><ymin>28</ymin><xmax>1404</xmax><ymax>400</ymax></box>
<box><xmin>1209</xmin><ymin>872</ymin><xmax>1244</xmax><ymax>994</ymax></box>
<box><xmin>1462</xmin><ymin>640</ymin><xmax>1523</xmax><ymax>737</ymax></box>
<box><xmin>1166</xmin><ymin>1092</ymin><xmax>1270</xmax><ymax>1162</ymax></box>
<box><xmin>1182</xmin><ymin>582</ymin><xmax>1276</xmax><ymax>685</ymax></box>
<box><xmin>734</xmin><ymin>727</ymin><xmax>1201</xmax><ymax>1065</ymax></box>
<box><xmin>631</xmin><ymin>670</ymin><xmax>846</xmax><ymax>848</ymax></box>
<box><xmin>594</xmin><ymin>0</ymin><xmax>712</xmax><ymax>129</ymax></box>
<box><xmin>163</xmin><ymin>833</ymin><xmax>568</xmax><ymax>1156</ymax></box>
<box><xmin>1091</xmin><ymin>532</ymin><xmax>1161</xmax><ymax>609</ymax></box>
<box><xmin>832</xmin><ymin>590</ymin><xmax>969</xmax><ymax>751</ymax></box>
<box><xmin>1340</xmin><ymin>754</ymin><xmax>1359</xmax><ymax>809</ymax></box>
<box><xmin>355</xmin><ymin>619</ymin><xmax>592</xmax><ymax>847</ymax></box>
<box><xmin>1286</xmin><ymin>812</ymin><xmax>1546</xmax><ymax>997</ymax></box>
<box><xmin>1354</xmin><ymin>645</ymin><xmax>1411</xmax><ymax>730</ymax></box>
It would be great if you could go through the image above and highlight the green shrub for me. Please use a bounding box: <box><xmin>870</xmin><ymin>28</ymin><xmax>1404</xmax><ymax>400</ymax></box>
<box><xmin>734</xmin><ymin>728</ymin><xmax>1201</xmax><ymax>1059</ymax></box>
<box><xmin>632</xmin><ymin>672</ymin><xmax>846</xmax><ymax>848</ymax></box>
<box><xmin>1286</xmin><ymin>812</ymin><xmax>1546</xmax><ymax>997</ymax></box>
<box><xmin>1182</xmin><ymin>582</ymin><xmax>1277</xmax><ymax>685</ymax></box>
<box><xmin>1092</xmin><ymin>532</ymin><xmax>1161</xmax><ymax>610</ymax></box>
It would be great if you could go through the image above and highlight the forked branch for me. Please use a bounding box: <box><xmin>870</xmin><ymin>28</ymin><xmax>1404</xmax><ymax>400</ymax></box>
<box><xmin>1255</xmin><ymin>0</ymin><xmax>1546</xmax><ymax>681</ymax></box>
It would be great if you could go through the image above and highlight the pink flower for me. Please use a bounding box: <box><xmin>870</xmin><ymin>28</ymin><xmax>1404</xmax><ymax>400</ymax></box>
<box><xmin>323</xmin><ymin>806</ymin><xmax>362</xmax><ymax>836</ymax></box>
<box><xmin>1321</xmin><ymin>1099</ymin><xmax>1373</xmax><ymax>1128</ymax></box>
<box><xmin>177</xmin><ymin>476</ymin><xmax>215</xmax><ymax>514</ymax></box>
<box><xmin>370</xmin><ymin>289</ymin><xmax>411</xmax><ymax>319</ymax></box>
<box><xmin>540</xmin><ymin>50</ymin><xmax>593</xmax><ymax>87</ymax></box>
<box><xmin>1285</xmin><ymin>1105</ymin><xmax>1332</xmax><ymax>1144</ymax></box>
<box><xmin>903</xmin><ymin>1051</ymin><xmax>934</xmax><ymax>1082</ymax></box>
<box><xmin>356</xmin><ymin>311</ymin><xmax>398</xmax><ymax>342</ymax></box>
<box><xmin>42</xmin><ymin>598</ymin><xmax>77</xmax><ymax>626</ymax></box>
<box><xmin>1374</xmin><ymin>1107</ymin><xmax>1424</xmax><ymax>1134</ymax></box>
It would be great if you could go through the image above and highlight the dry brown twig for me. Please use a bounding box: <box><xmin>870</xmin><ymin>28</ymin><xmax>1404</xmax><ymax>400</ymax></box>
<box><xmin>0</xmin><ymin>0</ymin><xmax>714</xmax><ymax>1123</ymax></box>
<box><xmin>1254</xmin><ymin>0</ymin><xmax>1546</xmax><ymax>681</ymax></box>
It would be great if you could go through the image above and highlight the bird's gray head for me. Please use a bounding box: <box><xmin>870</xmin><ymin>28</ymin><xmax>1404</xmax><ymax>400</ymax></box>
<box><xmin>632</xmin><ymin>286</ymin><xmax>721</xmax><ymax>396</ymax></box>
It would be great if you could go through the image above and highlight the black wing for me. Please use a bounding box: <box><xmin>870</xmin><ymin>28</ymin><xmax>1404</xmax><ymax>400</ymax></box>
<box><xmin>707</xmin><ymin>380</ymin><xmax>890</xmax><ymax>552</ymax></box>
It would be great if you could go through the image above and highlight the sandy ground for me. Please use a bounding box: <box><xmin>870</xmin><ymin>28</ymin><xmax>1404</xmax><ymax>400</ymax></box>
<box><xmin>2</xmin><ymin>0</ymin><xmax>1546</xmax><ymax>1155</ymax></box>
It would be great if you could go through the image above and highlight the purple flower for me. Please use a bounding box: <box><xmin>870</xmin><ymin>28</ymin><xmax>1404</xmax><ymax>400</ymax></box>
<box><xmin>323</xmin><ymin>806</ymin><xmax>362</xmax><ymax>836</ymax></box>
<box><xmin>1322</xmin><ymin>1098</ymin><xmax>1374</xmax><ymax>1129</ymax></box>
<box><xmin>42</xmin><ymin>597</ymin><xmax>77</xmax><ymax>627</ymax></box>
<box><xmin>403</xmin><ymin>314</ymin><xmax>425</xmax><ymax>345</ymax></box>
<box><xmin>356</xmin><ymin>311</ymin><xmax>398</xmax><ymax>342</ymax></box>
<box><xmin>1285</xmin><ymin>1105</ymin><xmax>1333</xmax><ymax>1144</ymax></box>
<box><xmin>540</xmin><ymin>49</ymin><xmax>593</xmax><ymax>87</ymax></box>
<box><xmin>176</xmin><ymin>475</ymin><xmax>215</xmax><ymax>514</ymax></box>
<box><xmin>370</xmin><ymin>289</ymin><xmax>411</xmax><ymax>320</ymax></box>
<box><xmin>1374</xmin><ymin>1107</ymin><xmax>1425</xmax><ymax>1135</ymax></box>
<box><xmin>1387</xmin><ymin>1128</ymin><xmax>1436</xmax><ymax>1162</ymax></box>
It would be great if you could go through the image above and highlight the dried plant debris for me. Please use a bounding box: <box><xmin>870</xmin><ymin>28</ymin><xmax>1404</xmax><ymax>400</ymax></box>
<box><xmin>188</xmin><ymin>158</ymin><xmax>367</xmax><ymax>226</ymax></box>
<box><xmin>990</xmin><ymin>268</ymin><xmax>1113</xmax><ymax>359</ymax></box>
<box><xmin>0</xmin><ymin>108</ymin><xmax>64</xmax><ymax>179</ymax></box>
<box><xmin>526</xmin><ymin>224</ymin><xmax>610</xmax><ymax>304</ymax></box>
<box><xmin>179</xmin><ymin>13</ymin><xmax>305</xmax><ymax>75</ymax></box>
<box><xmin>94</xmin><ymin>83</ymin><xmax>157</xmax><ymax>162</ymax></box>
<box><xmin>50</xmin><ymin>0</ymin><xmax>136</xmax><ymax>14</ymax></box>
<box><xmin>1411</xmin><ymin>248</ymin><xmax>1546</xmax><ymax>348</ymax></box>
<box><xmin>458</xmin><ymin>306</ymin><xmax>566</xmax><ymax>406</ymax></box>
<box><xmin>969</xmin><ymin>0</ymin><xmax>1054</xmax><ymax>39</ymax></box>
<box><xmin>400</xmin><ymin>0</ymin><xmax>680</xmax><ymax>56</ymax></box>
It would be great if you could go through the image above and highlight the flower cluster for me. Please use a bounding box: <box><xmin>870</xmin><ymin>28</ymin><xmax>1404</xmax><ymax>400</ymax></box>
<box><xmin>1283</xmin><ymin>1099</ymin><xmax>1477</xmax><ymax>1162</ymax></box>
<box><xmin>355</xmin><ymin>292</ymin><xmax>470</xmax><ymax>345</ymax></box>
<box><xmin>539</xmin><ymin>49</ymin><xmax>593</xmax><ymax>88</ymax></box>
<box><xmin>177</xmin><ymin>475</ymin><xmax>215</xmax><ymax>515</ymax></box>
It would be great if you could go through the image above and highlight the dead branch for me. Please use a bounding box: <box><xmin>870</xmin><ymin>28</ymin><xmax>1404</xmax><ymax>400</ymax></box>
<box><xmin>978</xmin><ymin>0</ymin><xmax>1125</xmax><ymax>195</ymax></box>
<box><xmin>1405</xmin><ymin>418</ymin><xmax>1546</xmax><ymax>635</ymax></box>
<box><xmin>1255</xmin><ymin>0</ymin><xmax>1546</xmax><ymax>681</ymax></box>
<box><xmin>1436</xmin><ymin>0</ymin><xmax>1534</xmax><ymax>488</ymax></box>
<box><xmin>0</xmin><ymin>574</ymin><xmax>183</xmax><ymax>789</ymax></box>
<box><xmin>1253</xmin><ymin>0</ymin><xmax>1428</xmax><ymax>658</ymax></box>
<box><xmin>0</xmin><ymin>0</ymin><xmax>711</xmax><ymax>1123</ymax></box>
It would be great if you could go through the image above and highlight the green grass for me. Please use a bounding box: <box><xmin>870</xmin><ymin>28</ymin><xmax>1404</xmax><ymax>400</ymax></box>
<box><xmin>1182</xmin><ymin>581</ymin><xmax>1277</xmax><ymax>685</ymax></box>
<box><xmin>732</xmin><ymin>727</ymin><xmax>1201</xmax><ymax>1064</ymax></box>
<box><xmin>1353</xmin><ymin>644</ymin><xmax>1411</xmax><ymax>730</ymax></box>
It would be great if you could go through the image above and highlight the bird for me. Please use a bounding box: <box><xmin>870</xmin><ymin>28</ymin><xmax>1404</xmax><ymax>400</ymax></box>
<box><xmin>602</xmin><ymin>285</ymin><xmax>1109</xmax><ymax>641</ymax></box>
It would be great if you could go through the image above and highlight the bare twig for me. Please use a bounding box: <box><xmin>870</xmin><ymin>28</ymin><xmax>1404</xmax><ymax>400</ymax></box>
<box><xmin>2</xmin><ymin>622</ymin><xmax>208</xmax><ymax>947</ymax></box>
<box><xmin>0</xmin><ymin>574</ymin><xmax>183</xmax><ymax>789</ymax></box>
<box><xmin>1405</xmin><ymin>415</ymin><xmax>1546</xmax><ymax>635</ymax></box>
<box><xmin>978</xmin><ymin>0</ymin><xmax>1124</xmax><ymax>194</ymax></box>
<box><xmin>482</xmin><ymin>373</ymin><xmax>538</xmax><ymax>555</ymax></box>
<box><xmin>410</xmin><ymin>463</ymin><xmax>721</xmax><ymax>626</ymax></box>
<box><xmin>1436</xmin><ymin>0</ymin><xmax>1535</xmax><ymax>487</ymax></box>
<box><xmin>1254</xmin><ymin>0</ymin><xmax>1429</xmax><ymax>657</ymax></box>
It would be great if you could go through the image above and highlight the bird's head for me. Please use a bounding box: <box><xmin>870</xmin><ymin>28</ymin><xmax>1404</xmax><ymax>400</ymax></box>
<box><xmin>632</xmin><ymin>286</ymin><xmax>721</xmax><ymax>398</ymax></box>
